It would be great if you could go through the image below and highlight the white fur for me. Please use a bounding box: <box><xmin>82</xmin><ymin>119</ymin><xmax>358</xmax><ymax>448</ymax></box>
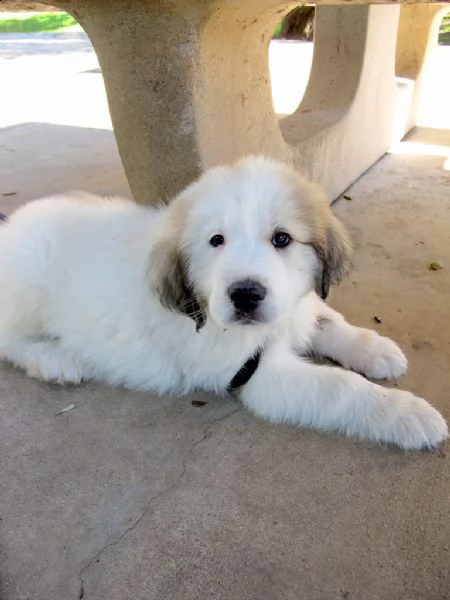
<box><xmin>0</xmin><ymin>157</ymin><xmax>447</xmax><ymax>450</ymax></box>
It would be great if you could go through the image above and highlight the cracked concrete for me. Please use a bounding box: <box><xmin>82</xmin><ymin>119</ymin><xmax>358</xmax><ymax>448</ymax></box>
<box><xmin>1</xmin><ymin>369</ymin><xmax>242</xmax><ymax>599</ymax></box>
<box><xmin>77</xmin><ymin>406</ymin><xmax>242</xmax><ymax>600</ymax></box>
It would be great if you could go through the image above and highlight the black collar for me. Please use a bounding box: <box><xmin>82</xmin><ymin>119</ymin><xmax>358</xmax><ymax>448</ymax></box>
<box><xmin>185</xmin><ymin>306</ymin><xmax>263</xmax><ymax>392</ymax></box>
<box><xmin>227</xmin><ymin>348</ymin><xmax>263</xmax><ymax>393</ymax></box>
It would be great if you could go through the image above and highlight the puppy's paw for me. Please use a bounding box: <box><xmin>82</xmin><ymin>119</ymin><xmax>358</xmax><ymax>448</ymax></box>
<box><xmin>26</xmin><ymin>354</ymin><xmax>82</xmax><ymax>385</ymax></box>
<box><xmin>381</xmin><ymin>390</ymin><xmax>448</xmax><ymax>450</ymax></box>
<box><xmin>351</xmin><ymin>331</ymin><xmax>408</xmax><ymax>380</ymax></box>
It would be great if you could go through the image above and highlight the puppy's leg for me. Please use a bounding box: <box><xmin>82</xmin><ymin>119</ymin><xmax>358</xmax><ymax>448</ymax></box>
<box><xmin>1</xmin><ymin>338</ymin><xmax>83</xmax><ymax>385</ymax></box>
<box><xmin>310</xmin><ymin>302</ymin><xmax>407</xmax><ymax>380</ymax></box>
<box><xmin>240</xmin><ymin>349</ymin><xmax>447</xmax><ymax>449</ymax></box>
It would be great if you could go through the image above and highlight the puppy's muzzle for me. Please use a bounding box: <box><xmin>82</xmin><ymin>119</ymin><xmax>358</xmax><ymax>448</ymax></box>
<box><xmin>228</xmin><ymin>280</ymin><xmax>267</xmax><ymax>317</ymax></box>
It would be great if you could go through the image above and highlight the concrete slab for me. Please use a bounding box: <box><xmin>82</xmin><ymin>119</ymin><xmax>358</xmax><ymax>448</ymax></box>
<box><xmin>1</xmin><ymin>126</ymin><xmax>449</xmax><ymax>599</ymax></box>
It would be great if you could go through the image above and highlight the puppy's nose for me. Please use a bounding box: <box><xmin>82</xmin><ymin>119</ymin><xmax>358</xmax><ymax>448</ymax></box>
<box><xmin>228</xmin><ymin>280</ymin><xmax>267</xmax><ymax>312</ymax></box>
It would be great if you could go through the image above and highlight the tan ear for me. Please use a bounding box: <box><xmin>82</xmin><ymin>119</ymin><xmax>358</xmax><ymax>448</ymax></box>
<box><xmin>312</xmin><ymin>212</ymin><xmax>352</xmax><ymax>299</ymax></box>
<box><xmin>148</xmin><ymin>225</ymin><xmax>206</xmax><ymax>331</ymax></box>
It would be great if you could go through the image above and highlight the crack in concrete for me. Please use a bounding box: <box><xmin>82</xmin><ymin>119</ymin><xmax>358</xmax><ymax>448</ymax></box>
<box><xmin>76</xmin><ymin>404</ymin><xmax>241</xmax><ymax>599</ymax></box>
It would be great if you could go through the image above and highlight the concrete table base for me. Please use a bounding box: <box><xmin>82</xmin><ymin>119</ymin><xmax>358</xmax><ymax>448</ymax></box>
<box><xmin>26</xmin><ymin>0</ymin><xmax>447</xmax><ymax>203</ymax></box>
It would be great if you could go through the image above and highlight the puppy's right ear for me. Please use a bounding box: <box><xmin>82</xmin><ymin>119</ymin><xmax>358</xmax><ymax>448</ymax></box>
<box><xmin>150</xmin><ymin>240</ymin><xmax>189</xmax><ymax>309</ymax></box>
<box><xmin>148</xmin><ymin>221</ymin><xmax>206</xmax><ymax>331</ymax></box>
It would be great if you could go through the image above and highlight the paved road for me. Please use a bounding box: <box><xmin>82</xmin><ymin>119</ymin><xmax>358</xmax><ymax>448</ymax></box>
<box><xmin>0</xmin><ymin>31</ymin><xmax>92</xmax><ymax>59</ymax></box>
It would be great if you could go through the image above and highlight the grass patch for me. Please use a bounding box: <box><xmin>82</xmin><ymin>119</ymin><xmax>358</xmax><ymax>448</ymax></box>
<box><xmin>439</xmin><ymin>13</ymin><xmax>450</xmax><ymax>45</ymax></box>
<box><xmin>0</xmin><ymin>12</ymin><xmax>79</xmax><ymax>33</ymax></box>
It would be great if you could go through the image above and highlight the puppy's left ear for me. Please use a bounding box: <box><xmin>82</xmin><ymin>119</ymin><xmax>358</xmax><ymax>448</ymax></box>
<box><xmin>312</xmin><ymin>212</ymin><xmax>352</xmax><ymax>300</ymax></box>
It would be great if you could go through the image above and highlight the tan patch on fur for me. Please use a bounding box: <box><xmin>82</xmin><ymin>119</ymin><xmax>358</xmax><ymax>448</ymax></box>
<box><xmin>148</xmin><ymin>196</ymin><xmax>206</xmax><ymax>328</ymax></box>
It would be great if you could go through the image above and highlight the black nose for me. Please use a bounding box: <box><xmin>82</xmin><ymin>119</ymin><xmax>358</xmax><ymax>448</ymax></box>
<box><xmin>228</xmin><ymin>280</ymin><xmax>267</xmax><ymax>313</ymax></box>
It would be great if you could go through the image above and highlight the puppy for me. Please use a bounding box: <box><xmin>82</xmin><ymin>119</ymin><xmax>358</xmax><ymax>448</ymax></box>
<box><xmin>0</xmin><ymin>157</ymin><xmax>447</xmax><ymax>449</ymax></box>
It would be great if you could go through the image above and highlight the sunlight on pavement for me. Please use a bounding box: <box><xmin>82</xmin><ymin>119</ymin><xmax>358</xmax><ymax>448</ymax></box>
<box><xmin>0</xmin><ymin>32</ymin><xmax>112</xmax><ymax>130</ymax></box>
<box><xmin>417</xmin><ymin>45</ymin><xmax>450</xmax><ymax>130</ymax></box>
<box><xmin>269</xmin><ymin>40</ymin><xmax>313</xmax><ymax>115</ymax></box>
<box><xmin>389</xmin><ymin>45</ymin><xmax>450</xmax><ymax>166</ymax></box>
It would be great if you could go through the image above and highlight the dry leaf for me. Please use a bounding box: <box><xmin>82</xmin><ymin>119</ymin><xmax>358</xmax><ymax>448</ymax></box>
<box><xmin>429</xmin><ymin>261</ymin><xmax>444</xmax><ymax>271</ymax></box>
<box><xmin>192</xmin><ymin>400</ymin><xmax>208</xmax><ymax>407</ymax></box>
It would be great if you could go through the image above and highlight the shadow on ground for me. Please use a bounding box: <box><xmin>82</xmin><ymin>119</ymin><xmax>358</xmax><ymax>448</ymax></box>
<box><xmin>0</xmin><ymin>122</ymin><xmax>131</xmax><ymax>213</ymax></box>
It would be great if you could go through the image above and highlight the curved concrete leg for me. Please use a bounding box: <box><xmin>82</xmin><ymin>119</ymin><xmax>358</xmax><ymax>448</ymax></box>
<box><xmin>282</xmin><ymin>5</ymin><xmax>400</xmax><ymax>196</ymax></box>
<box><xmin>396</xmin><ymin>4</ymin><xmax>448</xmax><ymax>136</ymax></box>
<box><xmin>49</xmin><ymin>1</ymin><xmax>401</xmax><ymax>203</ymax></box>
<box><xmin>196</xmin><ymin>4</ymin><xmax>401</xmax><ymax>199</ymax></box>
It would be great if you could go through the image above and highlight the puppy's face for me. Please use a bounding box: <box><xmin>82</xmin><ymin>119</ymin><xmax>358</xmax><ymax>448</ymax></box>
<box><xmin>153</xmin><ymin>157</ymin><xmax>352</xmax><ymax>329</ymax></box>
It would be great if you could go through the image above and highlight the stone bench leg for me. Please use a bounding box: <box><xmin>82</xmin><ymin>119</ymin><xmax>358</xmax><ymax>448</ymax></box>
<box><xmin>52</xmin><ymin>1</ymin><xmax>402</xmax><ymax>203</ymax></box>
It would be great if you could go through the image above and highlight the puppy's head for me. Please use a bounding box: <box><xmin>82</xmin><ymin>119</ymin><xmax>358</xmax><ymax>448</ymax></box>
<box><xmin>150</xmin><ymin>156</ymin><xmax>352</xmax><ymax>329</ymax></box>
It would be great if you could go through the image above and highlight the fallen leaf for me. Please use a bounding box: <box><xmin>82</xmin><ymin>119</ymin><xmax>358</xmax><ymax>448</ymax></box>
<box><xmin>411</xmin><ymin>339</ymin><xmax>432</xmax><ymax>350</ymax></box>
<box><xmin>429</xmin><ymin>261</ymin><xmax>444</xmax><ymax>271</ymax></box>
<box><xmin>373</xmin><ymin>315</ymin><xmax>383</xmax><ymax>324</ymax></box>
<box><xmin>192</xmin><ymin>400</ymin><xmax>208</xmax><ymax>407</ymax></box>
<box><xmin>343</xmin><ymin>195</ymin><xmax>353</xmax><ymax>201</ymax></box>
<box><xmin>56</xmin><ymin>403</ymin><xmax>76</xmax><ymax>415</ymax></box>
<box><xmin>2</xmin><ymin>191</ymin><xmax>16</xmax><ymax>197</ymax></box>
<box><xmin>437</xmin><ymin>446</ymin><xmax>447</xmax><ymax>459</ymax></box>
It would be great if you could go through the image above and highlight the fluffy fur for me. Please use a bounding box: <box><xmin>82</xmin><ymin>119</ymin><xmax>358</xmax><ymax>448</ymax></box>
<box><xmin>0</xmin><ymin>156</ymin><xmax>447</xmax><ymax>449</ymax></box>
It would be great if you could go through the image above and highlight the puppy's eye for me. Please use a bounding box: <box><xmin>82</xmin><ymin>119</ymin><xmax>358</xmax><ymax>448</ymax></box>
<box><xmin>210</xmin><ymin>234</ymin><xmax>225</xmax><ymax>247</ymax></box>
<box><xmin>271</xmin><ymin>231</ymin><xmax>292</xmax><ymax>249</ymax></box>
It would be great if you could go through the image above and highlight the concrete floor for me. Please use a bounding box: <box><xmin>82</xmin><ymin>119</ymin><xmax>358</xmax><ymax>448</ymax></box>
<box><xmin>1</xmin><ymin>128</ymin><xmax>449</xmax><ymax>600</ymax></box>
<box><xmin>1</xmin><ymin>32</ymin><xmax>450</xmax><ymax>600</ymax></box>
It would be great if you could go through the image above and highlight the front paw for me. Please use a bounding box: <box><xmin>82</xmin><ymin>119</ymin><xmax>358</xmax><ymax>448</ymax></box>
<box><xmin>381</xmin><ymin>390</ymin><xmax>448</xmax><ymax>450</ymax></box>
<box><xmin>352</xmin><ymin>331</ymin><xmax>408</xmax><ymax>380</ymax></box>
<box><xmin>26</xmin><ymin>356</ymin><xmax>82</xmax><ymax>385</ymax></box>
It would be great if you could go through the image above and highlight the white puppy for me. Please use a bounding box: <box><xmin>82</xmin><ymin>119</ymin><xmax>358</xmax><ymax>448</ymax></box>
<box><xmin>0</xmin><ymin>157</ymin><xmax>447</xmax><ymax>449</ymax></box>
